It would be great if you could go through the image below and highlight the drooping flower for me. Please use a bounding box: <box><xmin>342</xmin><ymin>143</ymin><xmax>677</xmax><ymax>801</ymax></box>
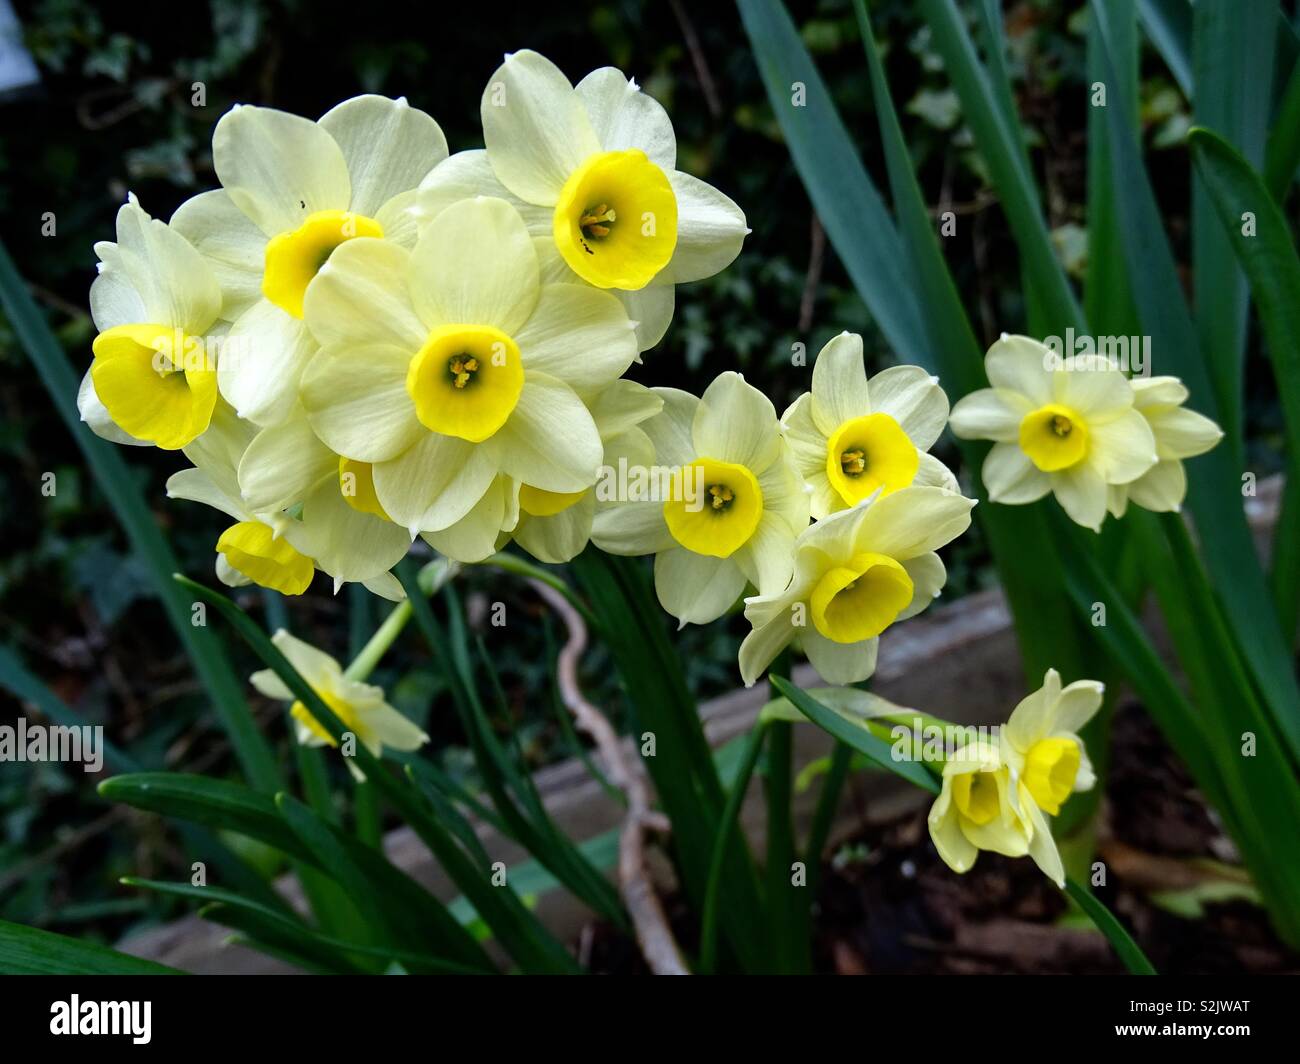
<box><xmin>738</xmin><ymin>485</ymin><xmax>974</xmax><ymax>687</ymax></box>
<box><xmin>948</xmin><ymin>335</ymin><xmax>1158</xmax><ymax>531</ymax></box>
<box><xmin>300</xmin><ymin>195</ymin><xmax>638</xmax><ymax>538</ymax></box>
<box><xmin>592</xmin><ymin>372</ymin><xmax>808</xmax><ymax>626</ymax></box>
<box><xmin>171</xmin><ymin>95</ymin><xmax>448</xmax><ymax>426</ymax></box>
<box><xmin>418</xmin><ymin>50</ymin><xmax>747</xmax><ymax>351</ymax></box>
<box><xmin>81</xmin><ymin>195</ymin><xmax>223</xmax><ymax>450</ymax></box>
<box><xmin>1106</xmin><ymin>376</ymin><xmax>1223</xmax><ymax>517</ymax></box>
<box><xmin>250</xmin><ymin>630</ymin><xmax>427</xmax><ymax>777</ymax></box>
<box><xmin>782</xmin><ymin>332</ymin><xmax>956</xmax><ymax>519</ymax></box>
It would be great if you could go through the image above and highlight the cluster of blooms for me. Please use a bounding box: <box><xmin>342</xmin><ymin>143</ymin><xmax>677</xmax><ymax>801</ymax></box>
<box><xmin>79</xmin><ymin>55</ymin><xmax>1223</xmax><ymax>870</ymax></box>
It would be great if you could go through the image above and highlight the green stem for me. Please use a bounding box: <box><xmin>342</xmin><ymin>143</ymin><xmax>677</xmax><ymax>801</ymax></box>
<box><xmin>804</xmin><ymin>740</ymin><xmax>852</xmax><ymax>902</ymax></box>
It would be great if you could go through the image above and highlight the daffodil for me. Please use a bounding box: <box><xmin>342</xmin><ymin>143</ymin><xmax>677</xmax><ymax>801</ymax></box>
<box><xmin>948</xmin><ymin>334</ymin><xmax>1158</xmax><ymax>531</ymax></box>
<box><xmin>591</xmin><ymin>372</ymin><xmax>808</xmax><ymax>625</ymax></box>
<box><xmin>781</xmin><ymin>332</ymin><xmax>956</xmax><ymax>519</ymax></box>
<box><xmin>418</xmin><ymin>50</ymin><xmax>747</xmax><ymax>351</ymax></box>
<box><xmin>1107</xmin><ymin>376</ymin><xmax>1223</xmax><ymax>517</ymax></box>
<box><xmin>171</xmin><ymin>96</ymin><xmax>448</xmax><ymax>426</ymax></box>
<box><xmin>80</xmin><ymin>195</ymin><xmax>223</xmax><ymax>450</ymax></box>
<box><xmin>300</xmin><ymin>195</ymin><xmax>638</xmax><ymax>538</ymax></box>
<box><xmin>738</xmin><ymin>485</ymin><xmax>974</xmax><ymax>687</ymax></box>
<box><xmin>250</xmin><ymin>630</ymin><xmax>427</xmax><ymax>778</ymax></box>
<box><xmin>928</xmin><ymin>669</ymin><xmax>1103</xmax><ymax>887</ymax></box>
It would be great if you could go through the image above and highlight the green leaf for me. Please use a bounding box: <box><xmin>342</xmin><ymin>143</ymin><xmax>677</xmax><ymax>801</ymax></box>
<box><xmin>1063</xmin><ymin>880</ymin><xmax>1157</xmax><ymax>975</ymax></box>
<box><xmin>0</xmin><ymin>239</ymin><xmax>281</xmax><ymax>794</ymax></box>
<box><xmin>1265</xmin><ymin>52</ymin><xmax>1300</xmax><ymax>200</ymax></box>
<box><xmin>1188</xmin><ymin>125</ymin><xmax>1300</xmax><ymax>644</ymax></box>
<box><xmin>0</xmin><ymin>919</ymin><xmax>181</xmax><ymax>975</ymax></box>
<box><xmin>1137</xmin><ymin>0</ymin><xmax>1193</xmax><ymax>97</ymax></box>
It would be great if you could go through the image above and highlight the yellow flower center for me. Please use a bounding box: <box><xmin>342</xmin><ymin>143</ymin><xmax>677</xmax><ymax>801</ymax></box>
<box><xmin>262</xmin><ymin>209</ymin><xmax>384</xmax><ymax>318</ymax></box>
<box><xmin>1019</xmin><ymin>403</ymin><xmax>1089</xmax><ymax>472</ymax></box>
<box><xmin>290</xmin><ymin>686</ymin><xmax>358</xmax><ymax>748</ymax></box>
<box><xmin>952</xmin><ymin>768</ymin><xmax>1002</xmax><ymax>826</ymax></box>
<box><xmin>662</xmin><ymin>457</ymin><xmax>763</xmax><ymax>558</ymax></box>
<box><xmin>553</xmin><ymin>150</ymin><xmax>678</xmax><ymax>290</ymax></box>
<box><xmin>90</xmin><ymin>323</ymin><xmax>218</xmax><ymax>450</ymax></box>
<box><xmin>809</xmin><ymin>551</ymin><xmax>914</xmax><ymax>643</ymax></box>
<box><xmin>338</xmin><ymin>458</ymin><xmax>389</xmax><ymax>520</ymax></box>
<box><xmin>824</xmin><ymin>413</ymin><xmax>919</xmax><ymax>507</ymax></box>
<box><xmin>405</xmin><ymin>324</ymin><xmax>524</xmax><ymax>443</ymax></box>
<box><xmin>1021</xmin><ymin>736</ymin><xmax>1080</xmax><ymax>815</ymax></box>
<box><xmin>216</xmin><ymin>520</ymin><xmax>315</xmax><ymax>595</ymax></box>
<box><xmin>519</xmin><ymin>483</ymin><xmax>587</xmax><ymax>517</ymax></box>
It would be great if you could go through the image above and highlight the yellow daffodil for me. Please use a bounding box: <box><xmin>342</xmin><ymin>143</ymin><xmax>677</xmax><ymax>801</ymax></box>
<box><xmin>171</xmin><ymin>96</ymin><xmax>448</xmax><ymax>426</ymax></box>
<box><xmin>948</xmin><ymin>335</ymin><xmax>1158</xmax><ymax>531</ymax></box>
<box><xmin>782</xmin><ymin>332</ymin><xmax>957</xmax><ymax>518</ymax></box>
<box><xmin>1107</xmin><ymin>376</ymin><xmax>1223</xmax><ymax>517</ymax></box>
<box><xmin>739</xmin><ymin>485</ymin><xmax>974</xmax><ymax>687</ymax></box>
<box><xmin>300</xmin><ymin>195</ymin><xmax>638</xmax><ymax>539</ymax></box>
<box><xmin>250</xmin><ymin>630</ymin><xmax>427</xmax><ymax>778</ymax></box>
<box><xmin>591</xmin><ymin>372</ymin><xmax>808</xmax><ymax>626</ymax></box>
<box><xmin>418</xmin><ymin>50</ymin><xmax>748</xmax><ymax>351</ymax></box>
<box><xmin>81</xmin><ymin>196</ymin><xmax>223</xmax><ymax>450</ymax></box>
<box><xmin>928</xmin><ymin>669</ymin><xmax>1103</xmax><ymax>886</ymax></box>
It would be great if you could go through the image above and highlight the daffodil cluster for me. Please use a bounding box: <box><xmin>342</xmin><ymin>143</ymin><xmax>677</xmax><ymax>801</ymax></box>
<box><xmin>949</xmin><ymin>334</ymin><xmax>1223</xmax><ymax>531</ymax></box>
<box><xmin>79</xmin><ymin>55</ymin><xmax>747</xmax><ymax>598</ymax></box>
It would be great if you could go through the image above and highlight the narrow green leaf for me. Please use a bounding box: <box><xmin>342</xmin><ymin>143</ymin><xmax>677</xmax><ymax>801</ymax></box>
<box><xmin>0</xmin><ymin>239</ymin><xmax>280</xmax><ymax>793</ymax></box>
<box><xmin>0</xmin><ymin>918</ymin><xmax>180</xmax><ymax>975</ymax></box>
<box><xmin>1063</xmin><ymin>880</ymin><xmax>1157</xmax><ymax>975</ymax></box>
<box><xmin>1137</xmin><ymin>0</ymin><xmax>1193</xmax><ymax>97</ymax></box>
<box><xmin>1264</xmin><ymin>52</ymin><xmax>1300</xmax><ymax>200</ymax></box>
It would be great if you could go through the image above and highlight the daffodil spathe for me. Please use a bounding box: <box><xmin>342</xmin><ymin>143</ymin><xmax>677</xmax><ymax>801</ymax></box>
<box><xmin>1107</xmin><ymin>376</ymin><xmax>1223</xmax><ymax>517</ymax></box>
<box><xmin>928</xmin><ymin>669</ymin><xmax>1103</xmax><ymax>887</ymax></box>
<box><xmin>739</xmin><ymin>486</ymin><xmax>974</xmax><ymax>687</ymax></box>
<box><xmin>418</xmin><ymin>50</ymin><xmax>747</xmax><ymax>351</ymax></box>
<box><xmin>171</xmin><ymin>95</ymin><xmax>448</xmax><ymax>426</ymax></box>
<box><xmin>782</xmin><ymin>332</ymin><xmax>956</xmax><ymax>519</ymax></box>
<box><xmin>250</xmin><ymin>630</ymin><xmax>427</xmax><ymax>778</ymax></box>
<box><xmin>300</xmin><ymin>195</ymin><xmax>638</xmax><ymax>537</ymax></box>
<box><xmin>948</xmin><ymin>335</ymin><xmax>1158</xmax><ymax>532</ymax></box>
<box><xmin>591</xmin><ymin>372</ymin><xmax>808</xmax><ymax>626</ymax></box>
<box><xmin>80</xmin><ymin>195</ymin><xmax>223</xmax><ymax>450</ymax></box>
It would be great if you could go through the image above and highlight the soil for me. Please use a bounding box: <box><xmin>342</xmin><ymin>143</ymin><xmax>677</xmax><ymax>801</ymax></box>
<box><xmin>582</xmin><ymin>703</ymin><xmax>1300</xmax><ymax>974</ymax></box>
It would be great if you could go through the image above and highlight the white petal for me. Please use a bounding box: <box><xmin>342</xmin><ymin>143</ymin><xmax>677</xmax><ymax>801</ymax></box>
<box><xmin>1127</xmin><ymin>459</ymin><xmax>1187</xmax><ymax>512</ymax></box>
<box><xmin>410</xmin><ymin>197</ymin><xmax>539</xmax><ymax>334</ymax></box>
<box><xmin>170</xmin><ymin>189</ymin><xmax>267</xmax><ymax>323</ymax></box>
<box><xmin>498</xmin><ymin>373</ymin><xmax>603</xmax><ymax>492</ymax></box>
<box><xmin>1090</xmin><ymin>407</ymin><xmax>1157</xmax><ymax>484</ymax></box>
<box><xmin>89</xmin><ymin>242</ymin><xmax>146</xmax><ymax>332</ymax></box>
<box><xmin>616</xmin><ymin>283</ymin><xmax>674</xmax><ymax>352</ymax></box>
<box><xmin>897</xmin><ymin>551</ymin><xmax>946</xmax><ymax>620</ymax></box>
<box><xmin>166</xmin><ymin>466</ymin><xmax>245</xmax><ymax>522</ymax></box>
<box><xmin>982</xmin><ymin>443</ymin><xmax>1051</xmax><ymax>503</ymax></box>
<box><xmin>1052</xmin><ymin>360</ymin><xmax>1133</xmax><ymax>419</ymax></box>
<box><xmin>591</xmin><ymin>498</ymin><xmax>674</xmax><ymax>555</ymax></box>
<box><xmin>985</xmin><ymin>334</ymin><xmax>1052</xmax><ymax>405</ymax></box>
<box><xmin>421</xmin><ymin>475</ymin><xmax>512</xmax><ymax>563</ymax></box>
<box><xmin>286</xmin><ymin>477</ymin><xmax>413</xmax><ymax>582</ymax></box>
<box><xmin>643</xmin><ymin>387</ymin><xmax>700</xmax><ymax>467</ymax></box>
<box><xmin>738</xmin><ymin>606</ymin><xmax>797</xmax><ymax>687</ymax></box>
<box><xmin>212</xmin><ymin>105</ymin><xmax>351</xmax><ymax>236</ymax></box>
<box><xmin>854</xmin><ymin>485</ymin><xmax>976</xmax><ymax>560</ymax></box>
<box><xmin>304</xmin><ymin>237</ymin><xmax>426</xmax><ymax>351</ymax></box>
<box><xmin>653</xmin><ymin>548</ymin><xmax>746</xmax><ymax>625</ymax></box>
<box><xmin>693</xmin><ymin>371</ymin><xmax>781</xmax><ymax>470</ymax></box>
<box><xmin>362</xmin><ymin>571</ymin><xmax>406</xmax><ymax>602</ymax></box>
<box><xmin>318</xmin><ymin>95</ymin><xmax>448</xmax><ymax>218</ymax></box>
<box><xmin>663</xmin><ymin>171</ymin><xmax>747</xmax><ymax>284</ymax></box>
<box><xmin>575</xmin><ymin>67</ymin><xmax>676</xmax><ymax>168</ymax></box>
<box><xmin>270</xmin><ymin>629</ymin><xmax>343</xmax><ymax>688</ymax></box>
<box><xmin>372</xmin><ymin>189</ymin><xmax>421</xmax><ymax>249</ymax></box>
<box><xmin>219</xmin><ymin>301</ymin><xmax>317</xmax><ymax>427</ymax></box>
<box><xmin>1145</xmin><ymin>405</ymin><xmax>1224</xmax><ymax>459</ymax></box>
<box><xmin>238</xmin><ymin>416</ymin><xmax>336</xmax><ymax>513</ymax></box>
<box><xmin>417</xmin><ymin>150</ymin><xmax>550</xmax><ymax>233</ymax></box>
<box><xmin>1052</xmin><ymin>463</ymin><xmax>1108</xmax><ymax>532</ymax></box>
<box><xmin>514</xmin><ymin>283</ymin><xmax>638</xmax><ymax>388</ymax></box>
<box><xmin>372</xmin><ymin>432</ymin><xmax>498</xmax><ymax>533</ymax></box>
<box><xmin>914</xmin><ymin>452</ymin><xmax>960</xmax><ymax>493</ymax></box>
<box><xmin>587</xmin><ymin>379</ymin><xmax>663</xmax><ymax>438</ymax></box>
<box><xmin>300</xmin><ymin>343</ymin><xmax>423</xmax><ymax>462</ymax></box>
<box><xmin>810</xmin><ymin>332</ymin><xmax>870</xmax><ymax>434</ymax></box>
<box><xmin>480</xmin><ymin>50</ymin><xmax>600</xmax><ymax>205</ymax></box>
<box><xmin>735</xmin><ymin>512</ymin><xmax>799</xmax><ymax>596</ymax></box>
<box><xmin>948</xmin><ymin>387</ymin><xmax>1029</xmax><ymax>442</ymax></box>
<box><xmin>514</xmin><ymin>492</ymin><xmax>596</xmax><ymax>564</ymax></box>
<box><xmin>800</xmin><ymin>628</ymin><xmax>879</xmax><ymax>685</ymax></box>
<box><xmin>866</xmin><ymin>365</ymin><xmax>949</xmax><ymax>450</ymax></box>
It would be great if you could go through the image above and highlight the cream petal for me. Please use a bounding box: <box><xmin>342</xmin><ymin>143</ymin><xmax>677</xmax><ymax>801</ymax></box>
<box><xmin>615</xmin><ymin>283</ymin><xmax>674</xmax><ymax>352</ymax></box>
<box><xmin>1051</xmin><ymin>680</ymin><xmax>1106</xmax><ymax>734</ymax></box>
<box><xmin>304</xmin><ymin>237</ymin><xmax>426</xmax><ymax>351</ymax></box>
<box><xmin>372</xmin><ymin>189</ymin><xmax>422</xmax><ymax>249</ymax></box>
<box><xmin>809</xmin><ymin>332</ymin><xmax>870</xmax><ymax>434</ymax></box>
<box><xmin>591</xmin><ymin>497</ymin><xmax>674</xmax><ymax>555</ymax></box>
<box><xmin>77</xmin><ymin>368</ymin><xmax>149</xmax><ymax>447</ymax></box>
<box><xmin>417</xmin><ymin>150</ymin><xmax>551</xmax><ymax>234</ymax></box>
<box><xmin>359</xmin><ymin>702</ymin><xmax>428</xmax><ymax>750</ymax></box>
<box><xmin>497</xmin><ymin>373</ymin><xmax>603</xmax><ymax>492</ymax></box>
<box><xmin>928</xmin><ymin>795</ymin><xmax>980</xmax><ymax>874</ymax></box>
<box><xmin>587</xmin><ymin>380</ymin><xmax>663</xmax><ymax>438</ymax></box>
<box><xmin>735</xmin><ymin>512</ymin><xmax>798</xmax><ymax>596</ymax></box>
<box><xmin>1145</xmin><ymin>404</ymin><xmax>1224</xmax><ymax>459</ymax></box>
<box><xmin>914</xmin><ymin>452</ymin><xmax>960</xmax><ymax>493</ymax></box>
<box><xmin>1090</xmin><ymin>407</ymin><xmax>1158</xmax><ymax>484</ymax></box>
<box><xmin>1052</xmin><ymin>463</ymin><xmax>1108</xmax><ymax>532</ymax></box>
<box><xmin>663</xmin><ymin>170</ymin><xmax>747</xmax><ymax>284</ymax></box>
<box><xmin>212</xmin><ymin>105</ymin><xmax>351</xmax><ymax>236</ymax></box>
<box><xmin>480</xmin><ymin>50</ymin><xmax>601</xmax><ymax>206</ymax></box>
<box><xmin>372</xmin><ymin>431</ymin><xmax>498</xmax><ymax>533</ymax></box>
<box><xmin>410</xmin><ymin>197</ymin><xmax>539</xmax><ymax>334</ymax></box>
<box><xmin>982</xmin><ymin>443</ymin><xmax>1052</xmax><ymax>504</ymax></box>
<box><xmin>300</xmin><ymin>343</ymin><xmax>424</xmax><ymax>463</ymax></box>
<box><xmin>853</xmin><ymin>485</ymin><xmax>975</xmax><ymax>560</ymax></box>
<box><xmin>270</xmin><ymin>629</ymin><xmax>344</xmax><ymax>688</ymax></box>
<box><xmin>362</xmin><ymin>571</ymin><xmax>406</xmax><ymax>602</ymax></box>
<box><xmin>1021</xmin><ymin>789</ymin><xmax>1065</xmax><ymax>887</ymax></box>
<box><xmin>318</xmin><ymin>95</ymin><xmax>448</xmax><ymax>218</ymax></box>
<box><xmin>985</xmin><ymin>334</ymin><xmax>1053</xmax><ymax>405</ymax></box>
<box><xmin>238</xmin><ymin>417</ymin><xmax>337</xmax><ymax>513</ymax></box>
<box><xmin>643</xmin><ymin>387</ymin><xmax>700</xmax><ymax>467</ymax></box>
<box><xmin>286</xmin><ymin>476</ymin><xmax>412</xmax><ymax>582</ymax></box>
<box><xmin>1052</xmin><ymin>359</ymin><xmax>1134</xmax><ymax>420</ymax></box>
<box><xmin>166</xmin><ymin>466</ymin><xmax>245</xmax><ymax>522</ymax></box>
<box><xmin>219</xmin><ymin>301</ymin><xmax>317</xmax><ymax>427</ymax></box>
<box><xmin>249</xmin><ymin>667</ymin><xmax>292</xmax><ymax>701</ymax></box>
<box><xmin>867</xmin><ymin>365</ymin><xmax>949</xmax><ymax>450</ymax></box>
<box><xmin>693</xmin><ymin>372</ymin><xmax>781</xmax><ymax>470</ymax></box>
<box><xmin>421</xmin><ymin>475</ymin><xmax>512</xmax><ymax>563</ymax></box>
<box><xmin>1131</xmin><ymin>375</ymin><xmax>1188</xmax><ymax>408</ymax></box>
<box><xmin>738</xmin><ymin>606</ymin><xmax>797</xmax><ymax>687</ymax></box>
<box><xmin>1127</xmin><ymin>459</ymin><xmax>1187</xmax><ymax>512</ymax></box>
<box><xmin>514</xmin><ymin>283</ymin><xmax>638</xmax><ymax>388</ymax></box>
<box><xmin>948</xmin><ymin>387</ymin><xmax>1031</xmax><ymax>443</ymax></box>
<box><xmin>653</xmin><ymin>548</ymin><xmax>747</xmax><ymax>625</ymax></box>
<box><xmin>170</xmin><ymin>189</ymin><xmax>267</xmax><ymax>323</ymax></box>
<box><xmin>575</xmin><ymin>67</ymin><xmax>676</xmax><ymax>168</ymax></box>
<box><xmin>800</xmin><ymin>628</ymin><xmax>879</xmax><ymax>685</ymax></box>
<box><xmin>897</xmin><ymin>551</ymin><xmax>946</xmax><ymax>620</ymax></box>
<box><xmin>514</xmin><ymin>491</ymin><xmax>596</xmax><ymax>564</ymax></box>
<box><xmin>89</xmin><ymin>242</ymin><xmax>147</xmax><ymax>332</ymax></box>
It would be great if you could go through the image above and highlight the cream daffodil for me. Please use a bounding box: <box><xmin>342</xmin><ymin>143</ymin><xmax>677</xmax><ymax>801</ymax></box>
<box><xmin>418</xmin><ymin>50</ymin><xmax>747</xmax><ymax>352</ymax></box>
<box><xmin>782</xmin><ymin>332</ymin><xmax>956</xmax><ymax>519</ymax></box>
<box><xmin>300</xmin><ymin>195</ymin><xmax>638</xmax><ymax>538</ymax></box>
<box><xmin>591</xmin><ymin>372</ymin><xmax>808</xmax><ymax>626</ymax></box>
<box><xmin>1107</xmin><ymin>376</ymin><xmax>1223</xmax><ymax>517</ymax></box>
<box><xmin>999</xmin><ymin>668</ymin><xmax>1103</xmax><ymax>817</ymax></box>
<box><xmin>81</xmin><ymin>195</ymin><xmax>223</xmax><ymax>450</ymax></box>
<box><xmin>739</xmin><ymin>485</ymin><xmax>974</xmax><ymax>687</ymax></box>
<box><xmin>250</xmin><ymin>630</ymin><xmax>427</xmax><ymax>778</ymax></box>
<box><xmin>948</xmin><ymin>335</ymin><xmax>1158</xmax><ymax>531</ymax></box>
<box><xmin>171</xmin><ymin>95</ymin><xmax>448</xmax><ymax>426</ymax></box>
